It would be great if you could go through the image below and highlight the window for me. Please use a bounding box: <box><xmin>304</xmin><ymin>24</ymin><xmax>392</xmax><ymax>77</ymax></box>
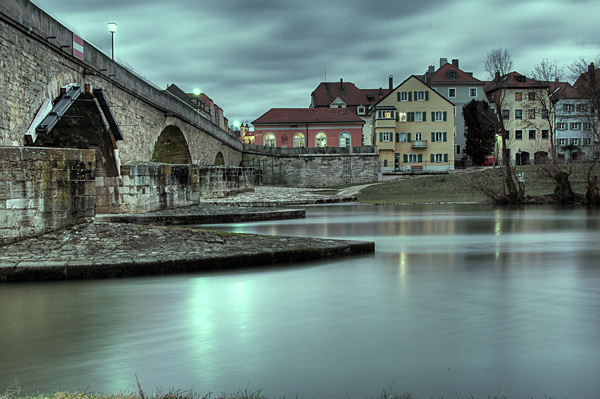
<box><xmin>529</xmin><ymin>130</ymin><xmax>536</xmax><ymax>140</ymax></box>
<box><xmin>515</xmin><ymin>130</ymin><xmax>523</xmax><ymax>140</ymax></box>
<box><xmin>407</xmin><ymin>154</ymin><xmax>420</xmax><ymax>163</ymax></box>
<box><xmin>557</xmin><ymin>122</ymin><xmax>567</xmax><ymax>130</ymax></box>
<box><xmin>339</xmin><ymin>132</ymin><xmax>351</xmax><ymax>147</ymax></box>
<box><xmin>315</xmin><ymin>132</ymin><xmax>327</xmax><ymax>147</ymax></box>
<box><xmin>571</xmin><ymin>138</ymin><xmax>579</xmax><ymax>146</ymax></box>
<box><xmin>293</xmin><ymin>132</ymin><xmax>305</xmax><ymax>148</ymax></box>
<box><xmin>542</xmin><ymin>109</ymin><xmax>549</xmax><ymax>119</ymax></box>
<box><xmin>469</xmin><ymin>88</ymin><xmax>477</xmax><ymax>97</ymax></box>
<box><xmin>414</xmin><ymin>132</ymin><xmax>423</xmax><ymax>142</ymax></box>
<box><xmin>570</xmin><ymin>122</ymin><xmax>581</xmax><ymax>130</ymax></box>
<box><xmin>448</xmin><ymin>88</ymin><xmax>456</xmax><ymax>98</ymax></box>
<box><xmin>432</xmin><ymin>132</ymin><xmax>447</xmax><ymax>142</ymax></box>
<box><xmin>432</xmin><ymin>111</ymin><xmax>447</xmax><ymax>121</ymax></box>
<box><xmin>398</xmin><ymin>112</ymin><xmax>407</xmax><ymax>122</ymax></box>
<box><xmin>583</xmin><ymin>122</ymin><xmax>592</xmax><ymax>130</ymax></box>
<box><xmin>502</xmin><ymin>109</ymin><xmax>510</xmax><ymax>120</ymax></box>
<box><xmin>379</xmin><ymin>132</ymin><xmax>393</xmax><ymax>142</ymax></box>
<box><xmin>397</xmin><ymin>132</ymin><xmax>408</xmax><ymax>142</ymax></box>
<box><xmin>398</xmin><ymin>91</ymin><xmax>410</xmax><ymax>101</ymax></box>
<box><xmin>435</xmin><ymin>153</ymin><xmax>444</xmax><ymax>163</ymax></box>
<box><xmin>584</xmin><ymin>138</ymin><xmax>592</xmax><ymax>145</ymax></box>
<box><xmin>416</xmin><ymin>91</ymin><xmax>428</xmax><ymax>101</ymax></box>
<box><xmin>456</xmin><ymin>145</ymin><xmax>461</xmax><ymax>154</ymax></box>
<box><xmin>515</xmin><ymin>92</ymin><xmax>523</xmax><ymax>101</ymax></box>
<box><xmin>558</xmin><ymin>138</ymin><xmax>567</xmax><ymax>146</ymax></box>
<box><xmin>515</xmin><ymin>109</ymin><xmax>523</xmax><ymax>119</ymax></box>
<box><xmin>564</xmin><ymin>103</ymin><xmax>574</xmax><ymax>112</ymax></box>
<box><xmin>448</xmin><ymin>71</ymin><xmax>457</xmax><ymax>80</ymax></box>
<box><xmin>576</xmin><ymin>103</ymin><xmax>587</xmax><ymax>112</ymax></box>
<box><xmin>528</xmin><ymin>109</ymin><xmax>536</xmax><ymax>119</ymax></box>
<box><xmin>264</xmin><ymin>133</ymin><xmax>276</xmax><ymax>147</ymax></box>
<box><xmin>542</xmin><ymin>130</ymin><xmax>549</xmax><ymax>140</ymax></box>
<box><xmin>377</xmin><ymin>110</ymin><xmax>396</xmax><ymax>119</ymax></box>
<box><xmin>414</xmin><ymin>112</ymin><xmax>423</xmax><ymax>122</ymax></box>
<box><xmin>528</xmin><ymin>92</ymin><xmax>536</xmax><ymax>101</ymax></box>
<box><xmin>357</xmin><ymin>106</ymin><xmax>366</xmax><ymax>115</ymax></box>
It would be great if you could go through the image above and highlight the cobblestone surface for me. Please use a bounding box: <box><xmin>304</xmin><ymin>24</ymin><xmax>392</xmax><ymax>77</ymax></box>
<box><xmin>0</xmin><ymin>186</ymin><xmax>376</xmax><ymax>282</ymax></box>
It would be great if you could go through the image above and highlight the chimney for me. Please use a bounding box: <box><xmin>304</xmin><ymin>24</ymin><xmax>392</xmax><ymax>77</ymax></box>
<box><xmin>452</xmin><ymin>59</ymin><xmax>459</xmax><ymax>68</ymax></box>
<box><xmin>388</xmin><ymin>75</ymin><xmax>393</xmax><ymax>90</ymax></box>
<box><xmin>339</xmin><ymin>78</ymin><xmax>344</xmax><ymax>93</ymax></box>
<box><xmin>495</xmin><ymin>71</ymin><xmax>501</xmax><ymax>81</ymax></box>
<box><xmin>428</xmin><ymin>65</ymin><xmax>435</xmax><ymax>73</ymax></box>
<box><xmin>440</xmin><ymin>58</ymin><xmax>448</xmax><ymax>67</ymax></box>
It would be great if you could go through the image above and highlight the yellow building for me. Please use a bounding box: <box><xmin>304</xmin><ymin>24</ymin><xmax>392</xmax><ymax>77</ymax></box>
<box><xmin>370</xmin><ymin>75</ymin><xmax>455</xmax><ymax>173</ymax></box>
<box><xmin>485</xmin><ymin>72</ymin><xmax>552</xmax><ymax>164</ymax></box>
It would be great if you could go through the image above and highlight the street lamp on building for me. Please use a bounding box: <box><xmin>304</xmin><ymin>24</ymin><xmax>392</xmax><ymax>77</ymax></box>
<box><xmin>193</xmin><ymin>88</ymin><xmax>202</xmax><ymax>108</ymax></box>
<box><xmin>107</xmin><ymin>22</ymin><xmax>117</xmax><ymax>61</ymax></box>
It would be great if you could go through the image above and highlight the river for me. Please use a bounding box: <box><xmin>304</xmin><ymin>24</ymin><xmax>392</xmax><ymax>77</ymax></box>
<box><xmin>1</xmin><ymin>204</ymin><xmax>599</xmax><ymax>398</ymax></box>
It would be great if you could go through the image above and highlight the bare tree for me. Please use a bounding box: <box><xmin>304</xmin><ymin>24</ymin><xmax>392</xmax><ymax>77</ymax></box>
<box><xmin>484</xmin><ymin>48</ymin><xmax>513</xmax><ymax>80</ymax></box>
<box><xmin>571</xmin><ymin>58</ymin><xmax>600</xmax><ymax>204</ymax></box>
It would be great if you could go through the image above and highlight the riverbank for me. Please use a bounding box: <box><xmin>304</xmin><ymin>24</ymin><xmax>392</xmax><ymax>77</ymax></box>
<box><xmin>0</xmin><ymin>187</ymin><xmax>372</xmax><ymax>283</ymax></box>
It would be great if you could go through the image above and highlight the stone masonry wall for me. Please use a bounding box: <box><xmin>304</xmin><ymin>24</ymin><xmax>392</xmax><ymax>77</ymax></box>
<box><xmin>242</xmin><ymin>144</ymin><xmax>379</xmax><ymax>187</ymax></box>
<box><xmin>0</xmin><ymin>146</ymin><xmax>95</xmax><ymax>245</ymax></box>
<box><xmin>0</xmin><ymin>0</ymin><xmax>242</xmax><ymax>166</ymax></box>
<box><xmin>97</xmin><ymin>162</ymin><xmax>261</xmax><ymax>214</ymax></box>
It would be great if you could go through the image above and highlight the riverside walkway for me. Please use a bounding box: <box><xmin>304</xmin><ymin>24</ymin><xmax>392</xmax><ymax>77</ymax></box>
<box><xmin>0</xmin><ymin>186</ymin><xmax>375</xmax><ymax>282</ymax></box>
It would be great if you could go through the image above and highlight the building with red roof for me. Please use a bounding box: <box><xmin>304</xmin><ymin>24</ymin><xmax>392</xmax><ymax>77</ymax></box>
<box><xmin>251</xmin><ymin>107</ymin><xmax>365</xmax><ymax>148</ymax></box>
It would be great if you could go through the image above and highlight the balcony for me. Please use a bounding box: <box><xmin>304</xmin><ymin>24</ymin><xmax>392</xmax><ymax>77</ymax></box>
<box><xmin>411</xmin><ymin>140</ymin><xmax>428</xmax><ymax>149</ymax></box>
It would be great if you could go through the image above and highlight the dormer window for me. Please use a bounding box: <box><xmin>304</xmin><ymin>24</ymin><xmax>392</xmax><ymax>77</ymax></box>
<box><xmin>357</xmin><ymin>106</ymin><xmax>366</xmax><ymax>115</ymax></box>
<box><xmin>448</xmin><ymin>71</ymin><xmax>457</xmax><ymax>80</ymax></box>
<box><xmin>516</xmin><ymin>76</ymin><xmax>526</xmax><ymax>82</ymax></box>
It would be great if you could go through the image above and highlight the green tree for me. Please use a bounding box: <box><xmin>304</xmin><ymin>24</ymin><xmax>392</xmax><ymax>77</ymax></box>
<box><xmin>463</xmin><ymin>99</ymin><xmax>496</xmax><ymax>165</ymax></box>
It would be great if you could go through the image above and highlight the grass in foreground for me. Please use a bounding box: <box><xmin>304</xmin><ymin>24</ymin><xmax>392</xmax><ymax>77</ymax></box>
<box><xmin>357</xmin><ymin>163</ymin><xmax>598</xmax><ymax>205</ymax></box>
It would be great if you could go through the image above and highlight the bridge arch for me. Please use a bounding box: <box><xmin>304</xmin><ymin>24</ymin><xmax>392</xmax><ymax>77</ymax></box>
<box><xmin>151</xmin><ymin>125</ymin><xmax>192</xmax><ymax>164</ymax></box>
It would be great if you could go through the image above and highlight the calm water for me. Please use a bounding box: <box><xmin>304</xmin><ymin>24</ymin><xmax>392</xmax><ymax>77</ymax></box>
<box><xmin>1</xmin><ymin>204</ymin><xmax>599</xmax><ymax>399</ymax></box>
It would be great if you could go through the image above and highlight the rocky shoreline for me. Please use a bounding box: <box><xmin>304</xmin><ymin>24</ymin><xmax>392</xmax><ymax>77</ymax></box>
<box><xmin>0</xmin><ymin>187</ymin><xmax>375</xmax><ymax>283</ymax></box>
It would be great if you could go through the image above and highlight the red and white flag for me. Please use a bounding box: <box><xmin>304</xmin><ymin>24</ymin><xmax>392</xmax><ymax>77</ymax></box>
<box><xmin>72</xmin><ymin>33</ymin><xmax>84</xmax><ymax>60</ymax></box>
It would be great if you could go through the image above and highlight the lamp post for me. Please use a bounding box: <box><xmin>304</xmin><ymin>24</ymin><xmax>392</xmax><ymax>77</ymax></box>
<box><xmin>517</xmin><ymin>148</ymin><xmax>522</xmax><ymax>166</ymax></box>
<box><xmin>107</xmin><ymin>22</ymin><xmax>117</xmax><ymax>61</ymax></box>
<box><xmin>193</xmin><ymin>88</ymin><xmax>201</xmax><ymax>108</ymax></box>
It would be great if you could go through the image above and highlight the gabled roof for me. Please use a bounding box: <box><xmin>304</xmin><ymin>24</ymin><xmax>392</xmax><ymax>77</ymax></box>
<box><xmin>550</xmin><ymin>81</ymin><xmax>588</xmax><ymax>100</ymax></box>
<box><xmin>253</xmin><ymin>108</ymin><xmax>365</xmax><ymax>125</ymax></box>
<box><xmin>426</xmin><ymin>63</ymin><xmax>484</xmax><ymax>86</ymax></box>
<box><xmin>484</xmin><ymin>71</ymin><xmax>548</xmax><ymax>93</ymax></box>
<box><xmin>370</xmin><ymin>75</ymin><xmax>455</xmax><ymax>109</ymax></box>
<box><xmin>311</xmin><ymin>80</ymin><xmax>390</xmax><ymax>108</ymax></box>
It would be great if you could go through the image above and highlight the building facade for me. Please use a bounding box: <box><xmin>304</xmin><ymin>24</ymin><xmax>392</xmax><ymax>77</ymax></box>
<box><xmin>485</xmin><ymin>72</ymin><xmax>553</xmax><ymax>165</ymax></box>
<box><xmin>422</xmin><ymin>58</ymin><xmax>488</xmax><ymax>165</ymax></box>
<box><xmin>251</xmin><ymin>108</ymin><xmax>364</xmax><ymax>148</ymax></box>
<box><xmin>310</xmin><ymin>78</ymin><xmax>392</xmax><ymax>146</ymax></box>
<box><xmin>370</xmin><ymin>75</ymin><xmax>455</xmax><ymax>173</ymax></box>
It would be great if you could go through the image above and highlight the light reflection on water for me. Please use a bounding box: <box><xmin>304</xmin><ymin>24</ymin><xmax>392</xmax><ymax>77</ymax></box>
<box><xmin>1</xmin><ymin>204</ymin><xmax>599</xmax><ymax>399</ymax></box>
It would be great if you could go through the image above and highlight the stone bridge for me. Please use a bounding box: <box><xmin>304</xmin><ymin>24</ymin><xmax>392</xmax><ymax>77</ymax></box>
<box><xmin>1</xmin><ymin>0</ymin><xmax>242</xmax><ymax>174</ymax></box>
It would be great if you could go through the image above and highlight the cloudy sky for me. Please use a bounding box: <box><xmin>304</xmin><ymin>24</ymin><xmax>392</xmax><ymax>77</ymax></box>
<box><xmin>31</xmin><ymin>0</ymin><xmax>599</xmax><ymax>126</ymax></box>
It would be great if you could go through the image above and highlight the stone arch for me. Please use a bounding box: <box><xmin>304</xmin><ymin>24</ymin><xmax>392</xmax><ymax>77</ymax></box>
<box><xmin>534</xmin><ymin>151</ymin><xmax>549</xmax><ymax>164</ymax></box>
<box><xmin>214</xmin><ymin>151</ymin><xmax>225</xmax><ymax>165</ymax></box>
<box><xmin>151</xmin><ymin>125</ymin><xmax>192</xmax><ymax>164</ymax></box>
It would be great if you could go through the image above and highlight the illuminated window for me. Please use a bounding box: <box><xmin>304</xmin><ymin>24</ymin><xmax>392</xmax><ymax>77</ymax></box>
<box><xmin>528</xmin><ymin>92</ymin><xmax>536</xmax><ymax>101</ymax></box>
<box><xmin>293</xmin><ymin>132</ymin><xmax>305</xmax><ymax>148</ymax></box>
<box><xmin>528</xmin><ymin>109</ymin><xmax>536</xmax><ymax>119</ymax></box>
<box><xmin>398</xmin><ymin>112</ymin><xmax>407</xmax><ymax>122</ymax></box>
<box><xmin>515</xmin><ymin>92</ymin><xmax>523</xmax><ymax>101</ymax></box>
<box><xmin>264</xmin><ymin>133</ymin><xmax>276</xmax><ymax>147</ymax></box>
<box><xmin>315</xmin><ymin>132</ymin><xmax>327</xmax><ymax>147</ymax></box>
<box><xmin>377</xmin><ymin>110</ymin><xmax>396</xmax><ymax>119</ymax></box>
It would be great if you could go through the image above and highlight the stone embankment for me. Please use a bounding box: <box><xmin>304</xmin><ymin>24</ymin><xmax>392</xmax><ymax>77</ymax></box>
<box><xmin>0</xmin><ymin>186</ymin><xmax>375</xmax><ymax>283</ymax></box>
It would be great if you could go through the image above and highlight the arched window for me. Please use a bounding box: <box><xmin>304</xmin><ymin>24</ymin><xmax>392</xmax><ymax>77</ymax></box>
<box><xmin>339</xmin><ymin>132</ymin><xmax>351</xmax><ymax>147</ymax></box>
<box><xmin>264</xmin><ymin>133</ymin><xmax>276</xmax><ymax>147</ymax></box>
<box><xmin>293</xmin><ymin>132</ymin><xmax>305</xmax><ymax>148</ymax></box>
<box><xmin>315</xmin><ymin>132</ymin><xmax>327</xmax><ymax>147</ymax></box>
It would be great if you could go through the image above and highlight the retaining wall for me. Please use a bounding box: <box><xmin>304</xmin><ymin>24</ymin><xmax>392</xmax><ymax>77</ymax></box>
<box><xmin>0</xmin><ymin>146</ymin><xmax>95</xmax><ymax>244</ymax></box>
<box><xmin>242</xmin><ymin>144</ymin><xmax>379</xmax><ymax>187</ymax></box>
<box><xmin>97</xmin><ymin>162</ymin><xmax>261</xmax><ymax>214</ymax></box>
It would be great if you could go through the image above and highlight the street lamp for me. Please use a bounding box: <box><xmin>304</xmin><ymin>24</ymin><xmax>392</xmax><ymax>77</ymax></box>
<box><xmin>517</xmin><ymin>148</ymin><xmax>522</xmax><ymax>166</ymax></box>
<box><xmin>193</xmin><ymin>88</ymin><xmax>201</xmax><ymax>107</ymax></box>
<box><xmin>107</xmin><ymin>22</ymin><xmax>117</xmax><ymax>61</ymax></box>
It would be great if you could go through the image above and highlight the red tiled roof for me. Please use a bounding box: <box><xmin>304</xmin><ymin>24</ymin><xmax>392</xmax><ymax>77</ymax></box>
<box><xmin>311</xmin><ymin>81</ymin><xmax>390</xmax><ymax>108</ymax></box>
<box><xmin>484</xmin><ymin>71</ymin><xmax>548</xmax><ymax>93</ymax></box>
<box><xmin>427</xmin><ymin>63</ymin><xmax>484</xmax><ymax>85</ymax></box>
<box><xmin>550</xmin><ymin>81</ymin><xmax>588</xmax><ymax>100</ymax></box>
<box><xmin>253</xmin><ymin>108</ymin><xmax>365</xmax><ymax>125</ymax></box>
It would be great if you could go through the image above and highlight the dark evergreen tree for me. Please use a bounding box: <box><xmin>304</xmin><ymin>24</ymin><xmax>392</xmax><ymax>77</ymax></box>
<box><xmin>462</xmin><ymin>99</ymin><xmax>496</xmax><ymax>165</ymax></box>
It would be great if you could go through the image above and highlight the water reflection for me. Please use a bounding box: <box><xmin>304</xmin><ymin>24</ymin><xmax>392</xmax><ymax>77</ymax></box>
<box><xmin>1</xmin><ymin>204</ymin><xmax>599</xmax><ymax>399</ymax></box>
